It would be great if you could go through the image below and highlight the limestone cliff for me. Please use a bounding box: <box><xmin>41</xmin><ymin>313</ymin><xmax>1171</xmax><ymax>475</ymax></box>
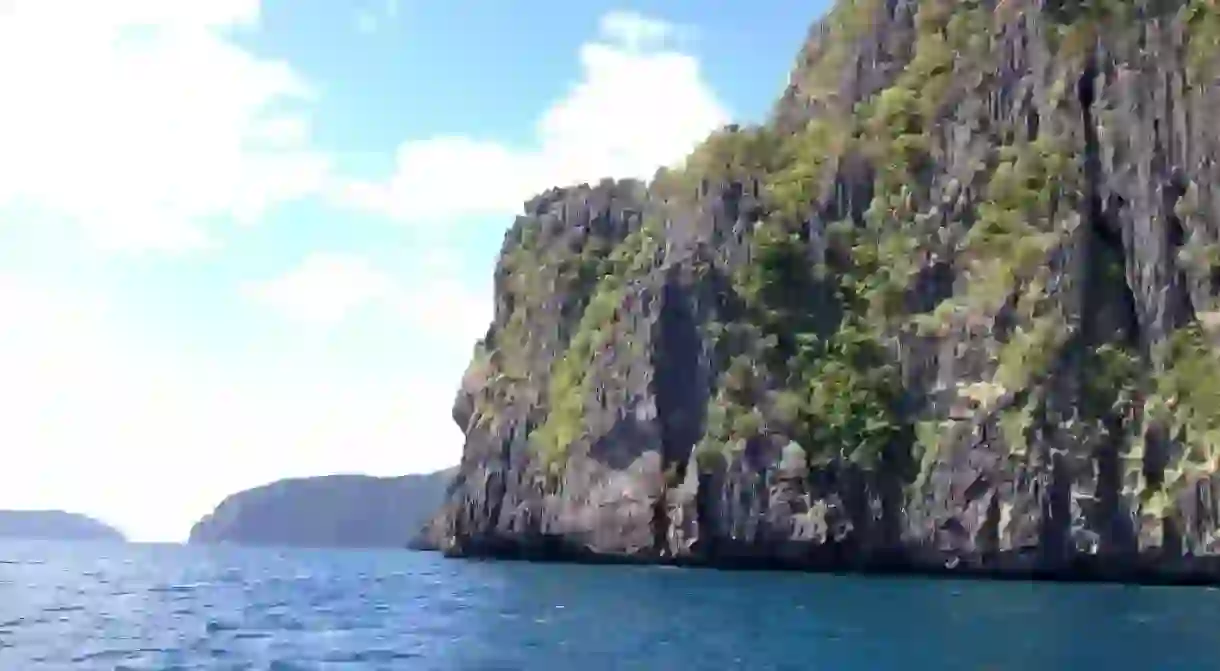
<box><xmin>421</xmin><ymin>0</ymin><xmax>1220</xmax><ymax>583</ymax></box>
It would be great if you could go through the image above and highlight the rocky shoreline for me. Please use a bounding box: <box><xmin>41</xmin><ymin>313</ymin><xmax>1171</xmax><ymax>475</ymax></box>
<box><xmin>415</xmin><ymin>540</ymin><xmax>1220</xmax><ymax>587</ymax></box>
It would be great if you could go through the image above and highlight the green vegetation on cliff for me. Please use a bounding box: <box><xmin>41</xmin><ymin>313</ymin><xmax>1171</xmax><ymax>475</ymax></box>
<box><xmin>1148</xmin><ymin>325</ymin><xmax>1220</xmax><ymax>494</ymax></box>
<box><xmin>416</xmin><ymin>0</ymin><xmax>1220</xmax><ymax>578</ymax></box>
<box><xmin>1184</xmin><ymin>0</ymin><xmax>1220</xmax><ymax>75</ymax></box>
<box><xmin>532</xmin><ymin>220</ymin><xmax>664</xmax><ymax>470</ymax></box>
<box><xmin>508</xmin><ymin>0</ymin><xmax>1220</xmax><ymax>540</ymax></box>
<box><xmin>531</xmin><ymin>0</ymin><xmax>1069</xmax><ymax>478</ymax></box>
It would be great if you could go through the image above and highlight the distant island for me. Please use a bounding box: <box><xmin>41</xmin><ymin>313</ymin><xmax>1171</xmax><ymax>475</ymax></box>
<box><xmin>0</xmin><ymin>510</ymin><xmax>126</xmax><ymax>542</ymax></box>
<box><xmin>188</xmin><ymin>468</ymin><xmax>455</xmax><ymax>549</ymax></box>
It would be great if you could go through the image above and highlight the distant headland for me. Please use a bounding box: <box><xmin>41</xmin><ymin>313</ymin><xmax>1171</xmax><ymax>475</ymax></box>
<box><xmin>0</xmin><ymin>510</ymin><xmax>126</xmax><ymax>542</ymax></box>
<box><xmin>188</xmin><ymin>468</ymin><xmax>455</xmax><ymax>549</ymax></box>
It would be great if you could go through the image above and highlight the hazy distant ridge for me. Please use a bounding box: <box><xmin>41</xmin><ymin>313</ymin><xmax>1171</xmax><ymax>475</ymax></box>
<box><xmin>188</xmin><ymin>468</ymin><xmax>455</xmax><ymax>549</ymax></box>
<box><xmin>0</xmin><ymin>510</ymin><xmax>126</xmax><ymax>541</ymax></box>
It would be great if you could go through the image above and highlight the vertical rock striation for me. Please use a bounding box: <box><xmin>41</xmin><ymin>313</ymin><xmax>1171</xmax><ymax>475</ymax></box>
<box><xmin>417</xmin><ymin>0</ymin><xmax>1220</xmax><ymax>583</ymax></box>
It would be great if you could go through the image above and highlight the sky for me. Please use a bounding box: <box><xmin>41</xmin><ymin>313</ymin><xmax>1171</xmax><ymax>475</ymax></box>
<box><xmin>0</xmin><ymin>0</ymin><xmax>829</xmax><ymax>542</ymax></box>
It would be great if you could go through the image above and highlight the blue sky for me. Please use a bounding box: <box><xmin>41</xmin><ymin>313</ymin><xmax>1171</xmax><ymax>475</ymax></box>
<box><xmin>0</xmin><ymin>0</ymin><xmax>829</xmax><ymax>541</ymax></box>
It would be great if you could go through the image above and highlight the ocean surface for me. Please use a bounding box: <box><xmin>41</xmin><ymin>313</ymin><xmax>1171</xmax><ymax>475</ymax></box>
<box><xmin>1</xmin><ymin>542</ymin><xmax>1219</xmax><ymax>670</ymax></box>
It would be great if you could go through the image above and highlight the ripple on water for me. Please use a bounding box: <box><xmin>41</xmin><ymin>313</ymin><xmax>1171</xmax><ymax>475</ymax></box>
<box><xmin>320</xmin><ymin>648</ymin><xmax>423</xmax><ymax>663</ymax></box>
<box><xmin>204</xmin><ymin>619</ymin><xmax>240</xmax><ymax>634</ymax></box>
<box><xmin>148</xmin><ymin>583</ymin><xmax>204</xmax><ymax>594</ymax></box>
<box><xmin>71</xmin><ymin>648</ymin><xmax>139</xmax><ymax>664</ymax></box>
<box><xmin>2</xmin><ymin>542</ymin><xmax>1220</xmax><ymax>670</ymax></box>
<box><xmin>42</xmin><ymin>605</ymin><xmax>84</xmax><ymax>614</ymax></box>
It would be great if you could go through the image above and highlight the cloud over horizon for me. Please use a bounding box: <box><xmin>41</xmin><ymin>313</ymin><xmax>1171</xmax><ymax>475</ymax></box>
<box><xmin>0</xmin><ymin>4</ymin><xmax>730</xmax><ymax>542</ymax></box>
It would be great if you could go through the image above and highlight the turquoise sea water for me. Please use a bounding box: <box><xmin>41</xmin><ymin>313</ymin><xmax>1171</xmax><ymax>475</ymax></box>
<box><xmin>1</xmin><ymin>540</ymin><xmax>1218</xmax><ymax>669</ymax></box>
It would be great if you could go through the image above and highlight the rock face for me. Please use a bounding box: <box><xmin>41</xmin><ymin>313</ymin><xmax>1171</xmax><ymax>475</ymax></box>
<box><xmin>421</xmin><ymin>0</ymin><xmax>1220</xmax><ymax>583</ymax></box>
<box><xmin>0</xmin><ymin>510</ymin><xmax>125</xmax><ymax>542</ymax></box>
<box><xmin>190</xmin><ymin>469</ymin><xmax>454</xmax><ymax>549</ymax></box>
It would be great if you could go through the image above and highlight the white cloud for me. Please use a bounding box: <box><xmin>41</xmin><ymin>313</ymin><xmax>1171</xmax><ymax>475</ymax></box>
<box><xmin>334</xmin><ymin>10</ymin><xmax>729</xmax><ymax>222</ymax></box>
<box><xmin>396</xmin><ymin>276</ymin><xmax>492</xmax><ymax>344</ymax></box>
<box><xmin>0</xmin><ymin>0</ymin><xmax>328</xmax><ymax>253</ymax></box>
<box><xmin>246</xmin><ymin>251</ymin><xmax>492</xmax><ymax>344</ymax></box>
<box><xmin>336</xmin><ymin>138</ymin><xmax>545</xmax><ymax>221</ymax></box>
<box><xmin>597</xmin><ymin>10</ymin><xmax>690</xmax><ymax>50</ymax></box>
<box><xmin>244</xmin><ymin>253</ymin><xmax>397</xmax><ymax>325</ymax></box>
<box><xmin>0</xmin><ymin>7</ymin><xmax>727</xmax><ymax>545</ymax></box>
<box><xmin>0</xmin><ymin>273</ymin><xmax>467</xmax><ymax>542</ymax></box>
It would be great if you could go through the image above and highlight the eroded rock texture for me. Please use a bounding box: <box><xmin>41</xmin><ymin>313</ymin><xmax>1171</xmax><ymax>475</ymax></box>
<box><xmin>417</xmin><ymin>0</ymin><xmax>1220</xmax><ymax>583</ymax></box>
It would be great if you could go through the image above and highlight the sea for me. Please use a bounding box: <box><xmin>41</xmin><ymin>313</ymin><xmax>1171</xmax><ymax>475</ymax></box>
<box><xmin>1</xmin><ymin>541</ymin><xmax>1218</xmax><ymax>670</ymax></box>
